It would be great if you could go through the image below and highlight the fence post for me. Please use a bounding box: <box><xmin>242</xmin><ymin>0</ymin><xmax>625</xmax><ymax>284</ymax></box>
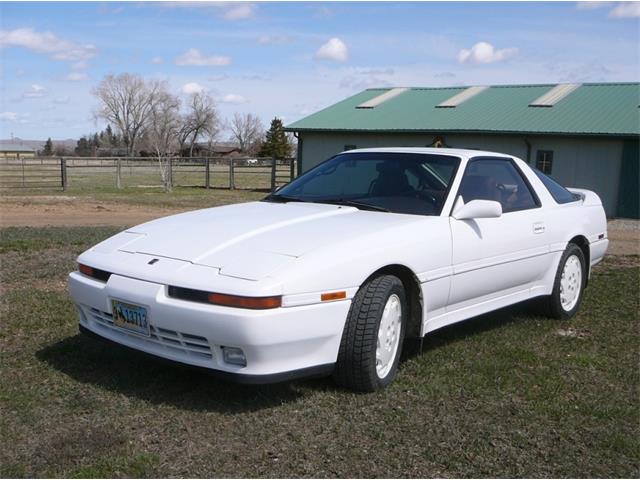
<box><xmin>205</xmin><ymin>157</ymin><xmax>210</xmax><ymax>189</ymax></box>
<box><xmin>271</xmin><ymin>157</ymin><xmax>277</xmax><ymax>191</ymax></box>
<box><xmin>60</xmin><ymin>157</ymin><xmax>67</xmax><ymax>190</ymax></box>
<box><xmin>289</xmin><ymin>157</ymin><xmax>295</xmax><ymax>181</ymax></box>
<box><xmin>21</xmin><ymin>157</ymin><xmax>25</xmax><ymax>187</ymax></box>
<box><xmin>229</xmin><ymin>158</ymin><xmax>235</xmax><ymax>190</ymax></box>
<box><xmin>116</xmin><ymin>158</ymin><xmax>122</xmax><ymax>189</ymax></box>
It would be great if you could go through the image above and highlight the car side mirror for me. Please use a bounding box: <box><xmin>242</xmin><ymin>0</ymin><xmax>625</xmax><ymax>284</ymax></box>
<box><xmin>452</xmin><ymin>199</ymin><xmax>502</xmax><ymax>220</ymax></box>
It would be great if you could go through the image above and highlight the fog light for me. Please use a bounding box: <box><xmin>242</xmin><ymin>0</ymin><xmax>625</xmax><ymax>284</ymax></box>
<box><xmin>222</xmin><ymin>347</ymin><xmax>247</xmax><ymax>367</ymax></box>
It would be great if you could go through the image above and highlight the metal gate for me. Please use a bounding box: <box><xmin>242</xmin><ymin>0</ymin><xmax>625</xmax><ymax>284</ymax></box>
<box><xmin>0</xmin><ymin>157</ymin><xmax>64</xmax><ymax>189</ymax></box>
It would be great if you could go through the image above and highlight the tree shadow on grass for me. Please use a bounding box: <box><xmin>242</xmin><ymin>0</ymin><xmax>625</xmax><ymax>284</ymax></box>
<box><xmin>36</xmin><ymin>332</ymin><xmax>332</xmax><ymax>414</ymax></box>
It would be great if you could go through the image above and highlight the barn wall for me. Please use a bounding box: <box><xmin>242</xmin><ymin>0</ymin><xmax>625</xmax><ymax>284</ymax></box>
<box><xmin>298</xmin><ymin>131</ymin><xmax>627</xmax><ymax>217</ymax></box>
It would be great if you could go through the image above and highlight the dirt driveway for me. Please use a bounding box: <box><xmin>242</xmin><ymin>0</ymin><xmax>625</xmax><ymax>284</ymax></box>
<box><xmin>0</xmin><ymin>196</ymin><xmax>189</xmax><ymax>228</ymax></box>
<box><xmin>1</xmin><ymin>195</ymin><xmax>638</xmax><ymax>255</ymax></box>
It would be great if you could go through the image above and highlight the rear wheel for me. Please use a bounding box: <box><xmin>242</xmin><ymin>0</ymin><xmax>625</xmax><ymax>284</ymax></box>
<box><xmin>333</xmin><ymin>274</ymin><xmax>406</xmax><ymax>392</ymax></box>
<box><xmin>544</xmin><ymin>243</ymin><xmax>586</xmax><ymax>320</ymax></box>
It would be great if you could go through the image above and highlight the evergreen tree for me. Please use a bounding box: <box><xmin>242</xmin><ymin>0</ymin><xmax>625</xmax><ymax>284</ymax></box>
<box><xmin>259</xmin><ymin>118</ymin><xmax>291</xmax><ymax>159</ymax></box>
<box><xmin>75</xmin><ymin>136</ymin><xmax>91</xmax><ymax>156</ymax></box>
<box><xmin>42</xmin><ymin>137</ymin><xmax>53</xmax><ymax>156</ymax></box>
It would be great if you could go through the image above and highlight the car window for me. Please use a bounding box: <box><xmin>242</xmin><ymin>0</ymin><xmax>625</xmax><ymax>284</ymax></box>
<box><xmin>268</xmin><ymin>152</ymin><xmax>461</xmax><ymax>216</ymax></box>
<box><xmin>532</xmin><ymin>168</ymin><xmax>580</xmax><ymax>204</ymax></box>
<box><xmin>459</xmin><ymin>158</ymin><xmax>538</xmax><ymax>213</ymax></box>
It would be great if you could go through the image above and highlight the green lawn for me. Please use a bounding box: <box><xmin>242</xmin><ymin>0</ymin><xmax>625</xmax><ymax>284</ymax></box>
<box><xmin>0</xmin><ymin>227</ymin><xmax>638</xmax><ymax>478</ymax></box>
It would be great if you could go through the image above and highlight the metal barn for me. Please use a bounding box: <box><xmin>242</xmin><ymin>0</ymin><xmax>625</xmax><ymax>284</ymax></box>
<box><xmin>286</xmin><ymin>83</ymin><xmax>639</xmax><ymax>218</ymax></box>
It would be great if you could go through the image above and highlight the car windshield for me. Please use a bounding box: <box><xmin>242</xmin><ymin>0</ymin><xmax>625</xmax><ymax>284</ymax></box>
<box><xmin>265</xmin><ymin>152</ymin><xmax>461</xmax><ymax>215</ymax></box>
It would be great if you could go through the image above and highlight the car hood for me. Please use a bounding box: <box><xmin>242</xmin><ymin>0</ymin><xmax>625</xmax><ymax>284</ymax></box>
<box><xmin>91</xmin><ymin>201</ymin><xmax>424</xmax><ymax>281</ymax></box>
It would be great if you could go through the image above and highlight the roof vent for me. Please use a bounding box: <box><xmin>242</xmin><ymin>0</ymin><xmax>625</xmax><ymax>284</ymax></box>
<box><xmin>436</xmin><ymin>86</ymin><xmax>488</xmax><ymax>108</ymax></box>
<box><xmin>529</xmin><ymin>83</ymin><xmax>581</xmax><ymax>107</ymax></box>
<box><xmin>356</xmin><ymin>88</ymin><xmax>409</xmax><ymax>109</ymax></box>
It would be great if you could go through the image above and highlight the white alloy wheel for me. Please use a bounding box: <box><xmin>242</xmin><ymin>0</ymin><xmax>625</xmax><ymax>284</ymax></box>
<box><xmin>376</xmin><ymin>293</ymin><xmax>402</xmax><ymax>379</ymax></box>
<box><xmin>560</xmin><ymin>254</ymin><xmax>582</xmax><ymax>312</ymax></box>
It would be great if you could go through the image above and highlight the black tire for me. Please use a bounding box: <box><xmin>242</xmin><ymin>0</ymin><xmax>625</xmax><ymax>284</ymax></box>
<box><xmin>543</xmin><ymin>243</ymin><xmax>587</xmax><ymax>320</ymax></box>
<box><xmin>333</xmin><ymin>274</ymin><xmax>407</xmax><ymax>392</ymax></box>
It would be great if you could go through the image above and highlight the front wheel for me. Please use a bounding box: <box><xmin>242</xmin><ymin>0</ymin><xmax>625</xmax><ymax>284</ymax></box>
<box><xmin>543</xmin><ymin>243</ymin><xmax>586</xmax><ymax>320</ymax></box>
<box><xmin>333</xmin><ymin>274</ymin><xmax>406</xmax><ymax>392</ymax></box>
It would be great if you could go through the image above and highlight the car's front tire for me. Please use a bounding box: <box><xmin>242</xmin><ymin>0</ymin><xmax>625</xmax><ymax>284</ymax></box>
<box><xmin>333</xmin><ymin>274</ymin><xmax>406</xmax><ymax>392</ymax></box>
<box><xmin>544</xmin><ymin>243</ymin><xmax>587</xmax><ymax>320</ymax></box>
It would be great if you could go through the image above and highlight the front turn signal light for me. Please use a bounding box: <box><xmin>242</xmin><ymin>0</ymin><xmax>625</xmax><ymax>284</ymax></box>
<box><xmin>207</xmin><ymin>293</ymin><xmax>282</xmax><ymax>310</ymax></box>
<box><xmin>78</xmin><ymin>263</ymin><xmax>112</xmax><ymax>282</ymax></box>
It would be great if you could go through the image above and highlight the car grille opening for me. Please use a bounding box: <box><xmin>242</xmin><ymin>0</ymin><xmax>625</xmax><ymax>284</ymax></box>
<box><xmin>86</xmin><ymin>307</ymin><xmax>213</xmax><ymax>360</ymax></box>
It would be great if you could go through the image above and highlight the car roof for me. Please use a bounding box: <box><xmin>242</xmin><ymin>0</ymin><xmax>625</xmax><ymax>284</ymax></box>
<box><xmin>343</xmin><ymin>147</ymin><xmax>515</xmax><ymax>160</ymax></box>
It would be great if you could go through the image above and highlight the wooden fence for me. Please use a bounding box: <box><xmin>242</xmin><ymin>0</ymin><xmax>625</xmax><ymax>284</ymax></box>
<box><xmin>0</xmin><ymin>156</ymin><xmax>297</xmax><ymax>191</ymax></box>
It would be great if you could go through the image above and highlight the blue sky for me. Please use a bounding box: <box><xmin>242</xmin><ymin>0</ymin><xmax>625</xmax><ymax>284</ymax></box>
<box><xmin>1</xmin><ymin>1</ymin><xmax>638</xmax><ymax>140</ymax></box>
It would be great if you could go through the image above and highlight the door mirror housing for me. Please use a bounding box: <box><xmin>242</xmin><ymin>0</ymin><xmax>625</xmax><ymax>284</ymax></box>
<box><xmin>452</xmin><ymin>198</ymin><xmax>502</xmax><ymax>220</ymax></box>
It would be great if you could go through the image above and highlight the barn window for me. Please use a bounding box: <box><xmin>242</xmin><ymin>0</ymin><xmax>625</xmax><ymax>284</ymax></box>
<box><xmin>536</xmin><ymin>150</ymin><xmax>554</xmax><ymax>174</ymax></box>
<box><xmin>344</xmin><ymin>144</ymin><xmax>357</xmax><ymax>151</ymax></box>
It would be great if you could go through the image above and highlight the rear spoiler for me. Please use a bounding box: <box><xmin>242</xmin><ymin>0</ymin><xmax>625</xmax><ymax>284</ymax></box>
<box><xmin>567</xmin><ymin>188</ymin><xmax>603</xmax><ymax>207</ymax></box>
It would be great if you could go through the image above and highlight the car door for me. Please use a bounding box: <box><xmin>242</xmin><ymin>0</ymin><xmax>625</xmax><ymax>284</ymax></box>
<box><xmin>448</xmin><ymin>157</ymin><xmax>550</xmax><ymax>310</ymax></box>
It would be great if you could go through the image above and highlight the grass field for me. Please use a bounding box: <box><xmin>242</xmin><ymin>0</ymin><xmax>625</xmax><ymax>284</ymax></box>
<box><xmin>1</xmin><ymin>186</ymin><xmax>266</xmax><ymax>211</ymax></box>
<box><xmin>0</xmin><ymin>226</ymin><xmax>638</xmax><ymax>478</ymax></box>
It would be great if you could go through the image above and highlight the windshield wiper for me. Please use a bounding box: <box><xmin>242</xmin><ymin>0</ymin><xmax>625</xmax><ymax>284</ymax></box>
<box><xmin>317</xmin><ymin>199</ymin><xmax>390</xmax><ymax>212</ymax></box>
<box><xmin>263</xmin><ymin>194</ymin><xmax>307</xmax><ymax>203</ymax></box>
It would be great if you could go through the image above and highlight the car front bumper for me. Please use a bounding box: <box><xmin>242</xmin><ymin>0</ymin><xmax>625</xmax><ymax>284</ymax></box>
<box><xmin>68</xmin><ymin>271</ymin><xmax>352</xmax><ymax>382</ymax></box>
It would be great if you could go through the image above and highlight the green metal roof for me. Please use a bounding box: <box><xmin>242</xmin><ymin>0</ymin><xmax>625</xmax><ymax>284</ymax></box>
<box><xmin>286</xmin><ymin>83</ymin><xmax>640</xmax><ymax>136</ymax></box>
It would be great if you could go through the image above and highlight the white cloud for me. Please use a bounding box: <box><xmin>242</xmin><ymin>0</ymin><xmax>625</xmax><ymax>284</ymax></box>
<box><xmin>222</xmin><ymin>3</ymin><xmax>256</xmax><ymax>20</ymax></box>
<box><xmin>71</xmin><ymin>61</ymin><xmax>88</xmax><ymax>70</ymax></box>
<box><xmin>434</xmin><ymin>72</ymin><xmax>456</xmax><ymax>79</ymax></box>
<box><xmin>66</xmin><ymin>72</ymin><xmax>89</xmax><ymax>81</ymax></box>
<box><xmin>220</xmin><ymin>93</ymin><xmax>247</xmax><ymax>104</ymax></box>
<box><xmin>23</xmin><ymin>84</ymin><xmax>46</xmax><ymax>98</ymax></box>
<box><xmin>53</xmin><ymin>96</ymin><xmax>70</xmax><ymax>104</ymax></box>
<box><xmin>339</xmin><ymin>67</ymin><xmax>395</xmax><ymax>90</ymax></box>
<box><xmin>258</xmin><ymin>35</ymin><xmax>292</xmax><ymax>45</ymax></box>
<box><xmin>175</xmin><ymin>48</ymin><xmax>231</xmax><ymax>66</ymax></box>
<box><xmin>151</xmin><ymin>56</ymin><xmax>163</xmax><ymax>64</ymax></box>
<box><xmin>0</xmin><ymin>28</ymin><xmax>97</xmax><ymax>61</ymax></box>
<box><xmin>609</xmin><ymin>2</ymin><xmax>640</xmax><ymax>17</ymax></box>
<box><xmin>0</xmin><ymin>111</ymin><xmax>18</xmax><ymax>121</ymax></box>
<box><xmin>163</xmin><ymin>2</ymin><xmax>256</xmax><ymax>20</ymax></box>
<box><xmin>315</xmin><ymin>38</ymin><xmax>349</xmax><ymax>63</ymax></box>
<box><xmin>457</xmin><ymin>41</ymin><xmax>518</xmax><ymax>64</ymax></box>
<box><xmin>181</xmin><ymin>82</ymin><xmax>206</xmax><ymax>94</ymax></box>
<box><xmin>576</xmin><ymin>1</ymin><xmax>613</xmax><ymax>9</ymax></box>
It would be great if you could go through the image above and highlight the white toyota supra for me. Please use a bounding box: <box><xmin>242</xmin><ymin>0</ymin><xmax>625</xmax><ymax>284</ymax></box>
<box><xmin>69</xmin><ymin>148</ymin><xmax>608</xmax><ymax>391</ymax></box>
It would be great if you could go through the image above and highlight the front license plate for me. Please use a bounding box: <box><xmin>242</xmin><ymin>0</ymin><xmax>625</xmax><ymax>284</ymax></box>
<box><xmin>111</xmin><ymin>300</ymin><xmax>150</xmax><ymax>336</ymax></box>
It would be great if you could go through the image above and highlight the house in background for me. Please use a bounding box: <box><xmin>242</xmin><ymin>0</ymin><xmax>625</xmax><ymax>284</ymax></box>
<box><xmin>0</xmin><ymin>142</ymin><xmax>36</xmax><ymax>159</ymax></box>
<box><xmin>186</xmin><ymin>142</ymin><xmax>242</xmax><ymax>158</ymax></box>
<box><xmin>286</xmin><ymin>82</ymin><xmax>639</xmax><ymax>218</ymax></box>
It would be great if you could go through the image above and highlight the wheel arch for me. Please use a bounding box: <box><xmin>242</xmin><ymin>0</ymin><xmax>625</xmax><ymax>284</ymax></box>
<box><xmin>567</xmin><ymin>234</ymin><xmax>590</xmax><ymax>285</ymax></box>
<box><xmin>364</xmin><ymin>264</ymin><xmax>423</xmax><ymax>339</ymax></box>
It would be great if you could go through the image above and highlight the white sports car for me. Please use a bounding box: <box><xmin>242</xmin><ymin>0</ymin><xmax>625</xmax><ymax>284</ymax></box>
<box><xmin>69</xmin><ymin>148</ymin><xmax>608</xmax><ymax>391</ymax></box>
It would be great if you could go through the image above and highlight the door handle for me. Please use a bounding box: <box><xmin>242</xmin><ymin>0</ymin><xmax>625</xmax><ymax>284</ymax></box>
<box><xmin>533</xmin><ymin>223</ymin><xmax>545</xmax><ymax>234</ymax></box>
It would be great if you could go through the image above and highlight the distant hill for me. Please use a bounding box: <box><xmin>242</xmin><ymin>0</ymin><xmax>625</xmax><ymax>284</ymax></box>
<box><xmin>0</xmin><ymin>137</ymin><xmax>77</xmax><ymax>152</ymax></box>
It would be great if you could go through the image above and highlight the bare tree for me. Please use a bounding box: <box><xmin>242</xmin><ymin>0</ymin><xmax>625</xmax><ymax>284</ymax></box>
<box><xmin>142</xmin><ymin>88</ymin><xmax>181</xmax><ymax>192</ymax></box>
<box><xmin>178</xmin><ymin>92</ymin><xmax>220</xmax><ymax>157</ymax></box>
<box><xmin>93</xmin><ymin>73</ymin><xmax>162</xmax><ymax>156</ymax></box>
<box><xmin>229</xmin><ymin>112</ymin><xmax>264</xmax><ymax>154</ymax></box>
